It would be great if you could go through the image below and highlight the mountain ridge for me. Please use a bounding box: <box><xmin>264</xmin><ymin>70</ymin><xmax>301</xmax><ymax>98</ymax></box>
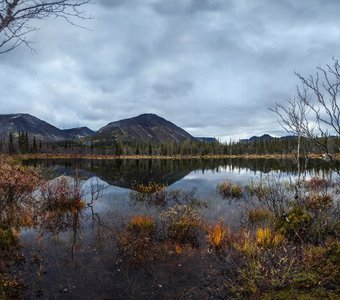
<box><xmin>0</xmin><ymin>113</ymin><xmax>298</xmax><ymax>145</ymax></box>
<box><xmin>93</xmin><ymin>113</ymin><xmax>195</xmax><ymax>144</ymax></box>
<box><xmin>0</xmin><ymin>113</ymin><xmax>94</xmax><ymax>141</ymax></box>
<box><xmin>240</xmin><ymin>134</ymin><xmax>297</xmax><ymax>143</ymax></box>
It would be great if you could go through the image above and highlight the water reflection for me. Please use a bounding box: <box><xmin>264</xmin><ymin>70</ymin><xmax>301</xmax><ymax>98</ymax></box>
<box><xmin>15</xmin><ymin>158</ymin><xmax>337</xmax><ymax>298</ymax></box>
<box><xmin>25</xmin><ymin>157</ymin><xmax>334</xmax><ymax>190</ymax></box>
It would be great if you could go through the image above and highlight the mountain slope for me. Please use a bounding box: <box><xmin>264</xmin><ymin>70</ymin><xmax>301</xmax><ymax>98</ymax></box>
<box><xmin>93</xmin><ymin>113</ymin><xmax>195</xmax><ymax>143</ymax></box>
<box><xmin>0</xmin><ymin>113</ymin><xmax>66</xmax><ymax>141</ymax></box>
<box><xmin>240</xmin><ymin>134</ymin><xmax>299</xmax><ymax>143</ymax></box>
<box><xmin>0</xmin><ymin>114</ymin><xmax>94</xmax><ymax>141</ymax></box>
<box><xmin>240</xmin><ymin>134</ymin><xmax>275</xmax><ymax>143</ymax></box>
<box><xmin>62</xmin><ymin>127</ymin><xmax>95</xmax><ymax>140</ymax></box>
<box><xmin>196</xmin><ymin>137</ymin><xmax>219</xmax><ymax>143</ymax></box>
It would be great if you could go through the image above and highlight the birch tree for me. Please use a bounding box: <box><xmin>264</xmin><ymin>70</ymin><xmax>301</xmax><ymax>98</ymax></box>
<box><xmin>271</xmin><ymin>58</ymin><xmax>340</xmax><ymax>176</ymax></box>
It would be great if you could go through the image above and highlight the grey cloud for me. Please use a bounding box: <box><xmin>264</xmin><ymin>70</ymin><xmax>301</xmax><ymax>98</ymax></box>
<box><xmin>152</xmin><ymin>0</ymin><xmax>228</xmax><ymax>15</ymax></box>
<box><xmin>1</xmin><ymin>0</ymin><xmax>340</xmax><ymax>140</ymax></box>
<box><xmin>152</xmin><ymin>80</ymin><xmax>194</xmax><ymax>99</ymax></box>
<box><xmin>96</xmin><ymin>0</ymin><xmax>136</xmax><ymax>8</ymax></box>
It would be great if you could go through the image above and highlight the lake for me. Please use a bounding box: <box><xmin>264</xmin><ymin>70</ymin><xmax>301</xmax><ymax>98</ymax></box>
<box><xmin>16</xmin><ymin>158</ymin><xmax>334</xmax><ymax>299</ymax></box>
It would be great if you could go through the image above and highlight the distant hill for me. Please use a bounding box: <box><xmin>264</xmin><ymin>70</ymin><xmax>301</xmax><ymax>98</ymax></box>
<box><xmin>0</xmin><ymin>113</ymin><xmax>65</xmax><ymax>141</ymax></box>
<box><xmin>62</xmin><ymin>127</ymin><xmax>95</xmax><ymax>140</ymax></box>
<box><xmin>240</xmin><ymin>134</ymin><xmax>275</xmax><ymax>143</ymax></box>
<box><xmin>195</xmin><ymin>137</ymin><xmax>219</xmax><ymax>143</ymax></box>
<box><xmin>92</xmin><ymin>113</ymin><xmax>195</xmax><ymax>144</ymax></box>
<box><xmin>0</xmin><ymin>113</ymin><xmax>93</xmax><ymax>141</ymax></box>
<box><xmin>240</xmin><ymin>134</ymin><xmax>298</xmax><ymax>143</ymax></box>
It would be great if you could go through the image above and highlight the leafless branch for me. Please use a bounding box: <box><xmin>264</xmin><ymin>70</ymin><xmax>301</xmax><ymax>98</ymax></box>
<box><xmin>270</xmin><ymin>58</ymin><xmax>340</xmax><ymax>175</ymax></box>
<box><xmin>0</xmin><ymin>0</ymin><xmax>91</xmax><ymax>53</ymax></box>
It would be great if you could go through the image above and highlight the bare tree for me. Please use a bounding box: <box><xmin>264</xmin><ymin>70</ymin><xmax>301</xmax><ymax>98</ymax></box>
<box><xmin>270</xmin><ymin>94</ymin><xmax>310</xmax><ymax>173</ymax></box>
<box><xmin>270</xmin><ymin>96</ymin><xmax>310</xmax><ymax>196</ymax></box>
<box><xmin>296</xmin><ymin>59</ymin><xmax>340</xmax><ymax>163</ymax></box>
<box><xmin>271</xmin><ymin>58</ymin><xmax>340</xmax><ymax>175</ymax></box>
<box><xmin>0</xmin><ymin>0</ymin><xmax>90</xmax><ymax>54</ymax></box>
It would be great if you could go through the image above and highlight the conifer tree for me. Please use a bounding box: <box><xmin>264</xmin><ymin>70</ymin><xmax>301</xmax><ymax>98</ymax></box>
<box><xmin>8</xmin><ymin>132</ymin><xmax>15</xmax><ymax>154</ymax></box>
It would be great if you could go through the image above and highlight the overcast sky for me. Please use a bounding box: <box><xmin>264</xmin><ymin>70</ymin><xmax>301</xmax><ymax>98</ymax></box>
<box><xmin>1</xmin><ymin>0</ymin><xmax>340</xmax><ymax>141</ymax></box>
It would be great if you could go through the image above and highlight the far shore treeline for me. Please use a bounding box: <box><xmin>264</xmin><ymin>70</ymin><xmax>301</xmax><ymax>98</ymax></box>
<box><xmin>1</xmin><ymin>131</ymin><xmax>340</xmax><ymax>157</ymax></box>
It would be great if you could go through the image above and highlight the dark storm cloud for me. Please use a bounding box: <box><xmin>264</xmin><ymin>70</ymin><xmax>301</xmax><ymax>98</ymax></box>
<box><xmin>1</xmin><ymin>0</ymin><xmax>340</xmax><ymax>140</ymax></box>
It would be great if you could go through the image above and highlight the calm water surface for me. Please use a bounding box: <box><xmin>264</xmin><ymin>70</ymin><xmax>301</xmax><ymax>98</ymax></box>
<box><xmin>18</xmin><ymin>158</ymin><xmax>333</xmax><ymax>299</ymax></box>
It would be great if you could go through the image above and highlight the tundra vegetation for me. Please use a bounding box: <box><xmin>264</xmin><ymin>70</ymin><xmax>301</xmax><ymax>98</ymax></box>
<box><xmin>112</xmin><ymin>177</ymin><xmax>339</xmax><ymax>299</ymax></box>
<box><xmin>1</xmin><ymin>153</ymin><xmax>338</xmax><ymax>298</ymax></box>
<box><xmin>0</xmin><ymin>157</ymin><xmax>86</xmax><ymax>297</ymax></box>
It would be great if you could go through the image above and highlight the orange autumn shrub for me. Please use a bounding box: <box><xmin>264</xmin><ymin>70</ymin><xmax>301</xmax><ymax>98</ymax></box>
<box><xmin>208</xmin><ymin>220</ymin><xmax>231</xmax><ymax>250</ymax></box>
<box><xmin>0</xmin><ymin>163</ymin><xmax>40</xmax><ymax>205</ymax></box>
<box><xmin>40</xmin><ymin>177</ymin><xmax>84</xmax><ymax>212</ymax></box>
<box><xmin>128</xmin><ymin>215</ymin><xmax>156</xmax><ymax>236</ymax></box>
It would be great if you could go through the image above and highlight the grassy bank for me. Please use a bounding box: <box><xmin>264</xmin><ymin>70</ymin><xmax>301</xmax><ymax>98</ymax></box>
<box><xmin>2</xmin><ymin>152</ymin><xmax>340</xmax><ymax>161</ymax></box>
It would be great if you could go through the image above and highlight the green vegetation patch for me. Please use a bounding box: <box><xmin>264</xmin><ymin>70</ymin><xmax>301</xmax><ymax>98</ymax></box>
<box><xmin>0</xmin><ymin>225</ymin><xmax>18</xmax><ymax>250</ymax></box>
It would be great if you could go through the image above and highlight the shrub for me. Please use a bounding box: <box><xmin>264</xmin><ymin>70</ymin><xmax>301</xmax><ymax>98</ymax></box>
<box><xmin>131</xmin><ymin>186</ymin><xmax>205</xmax><ymax>209</ymax></box>
<box><xmin>247</xmin><ymin>177</ymin><xmax>293</xmax><ymax>217</ymax></box>
<box><xmin>304</xmin><ymin>193</ymin><xmax>333</xmax><ymax>210</ymax></box>
<box><xmin>248</xmin><ymin>208</ymin><xmax>274</xmax><ymax>225</ymax></box>
<box><xmin>38</xmin><ymin>207</ymin><xmax>83</xmax><ymax>235</ymax></box>
<box><xmin>128</xmin><ymin>215</ymin><xmax>156</xmax><ymax>236</ymax></box>
<box><xmin>130</xmin><ymin>182</ymin><xmax>167</xmax><ymax>206</ymax></box>
<box><xmin>231</xmin><ymin>227</ymin><xmax>284</xmax><ymax>256</ymax></box>
<box><xmin>292</xmin><ymin>240</ymin><xmax>340</xmax><ymax>290</ymax></box>
<box><xmin>255</xmin><ymin>227</ymin><xmax>284</xmax><ymax>249</ymax></box>
<box><xmin>40</xmin><ymin>177</ymin><xmax>84</xmax><ymax>212</ymax></box>
<box><xmin>116</xmin><ymin>216</ymin><xmax>158</xmax><ymax>267</ymax></box>
<box><xmin>0</xmin><ymin>274</ymin><xmax>20</xmax><ymax>299</ymax></box>
<box><xmin>2</xmin><ymin>203</ymin><xmax>39</xmax><ymax>230</ymax></box>
<box><xmin>232</xmin><ymin>230</ymin><xmax>257</xmax><ymax>257</ymax></box>
<box><xmin>160</xmin><ymin>205</ymin><xmax>202</xmax><ymax>246</ymax></box>
<box><xmin>227</xmin><ymin>177</ymin><xmax>339</xmax><ymax>298</ymax></box>
<box><xmin>0</xmin><ymin>225</ymin><xmax>18</xmax><ymax>251</ymax></box>
<box><xmin>227</xmin><ymin>229</ymin><xmax>294</xmax><ymax>298</ymax></box>
<box><xmin>217</xmin><ymin>181</ymin><xmax>243</xmax><ymax>198</ymax></box>
<box><xmin>304</xmin><ymin>177</ymin><xmax>330</xmax><ymax>191</ymax></box>
<box><xmin>276</xmin><ymin>205</ymin><xmax>312</xmax><ymax>242</ymax></box>
<box><xmin>207</xmin><ymin>220</ymin><xmax>231</xmax><ymax>250</ymax></box>
<box><xmin>0</xmin><ymin>163</ymin><xmax>40</xmax><ymax>206</ymax></box>
<box><xmin>248</xmin><ymin>180</ymin><xmax>270</xmax><ymax>199</ymax></box>
<box><xmin>275</xmin><ymin>195</ymin><xmax>339</xmax><ymax>245</ymax></box>
<box><xmin>132</xmin><ymin>182</ymin><xmax>166</xmax><ymax>194</ymax></box>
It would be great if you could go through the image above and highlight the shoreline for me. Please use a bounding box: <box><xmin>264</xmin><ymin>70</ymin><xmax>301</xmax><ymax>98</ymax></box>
<box><xmin>2</xmin><ymin>153</ymin><xmax>338</xmax><ymax>161</ymax></box>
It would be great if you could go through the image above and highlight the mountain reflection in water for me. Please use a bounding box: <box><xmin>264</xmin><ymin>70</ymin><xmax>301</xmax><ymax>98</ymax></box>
<box><xmin>24</xmin><ymin>157</ymin><xmax>333</xmax><ymax>190</ymax></box>
<box><xmin>14</xmin><ymin>158</ymin><xmax>336</xmax><ymax>299</ymax></box>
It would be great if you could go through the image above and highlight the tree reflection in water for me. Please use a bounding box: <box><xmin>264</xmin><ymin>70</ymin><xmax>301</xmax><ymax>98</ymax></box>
<box><xmin>2</xmin><ymin>158</ymin><xmax>338</xmax><ymax>299</ymax></box>
<box><xmin>24</xmin><ymin>157</ymin><xmax>335</xmax><ymax>190</ymax></box>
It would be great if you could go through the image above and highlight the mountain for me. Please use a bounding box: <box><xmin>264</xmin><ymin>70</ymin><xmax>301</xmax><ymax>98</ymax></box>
<box><xmin>240</xmin><ymin>134</ymin><xmax>275</xmax><ymax>143</ymax></box>
<box><xmin>0</xmin><ymin>113</ymin><xmax>93</xmax><ymax>141</ymax></box>
<box><xmin>93</xmin><ymin>113</ymin><xmax>195</xmax><ymax>144</ymax></box>
<box><xmin>62</xmin><ymin>127</ymin><xmax>95</xmax><ymax>140</ymax></box>
<box><xmin>196</xmin><ymin>137</ymin><xmax>219</xmax><ymax>143</ymax></box>
<box><xmin>0</xmin><ymin>113</ymin><xmax>66</xmax><ymax>141</ymax></box>
<box><xmin>239</xmin><ymin>134</ymin><xmax>302</xmax><ymax>143</ymax></box>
